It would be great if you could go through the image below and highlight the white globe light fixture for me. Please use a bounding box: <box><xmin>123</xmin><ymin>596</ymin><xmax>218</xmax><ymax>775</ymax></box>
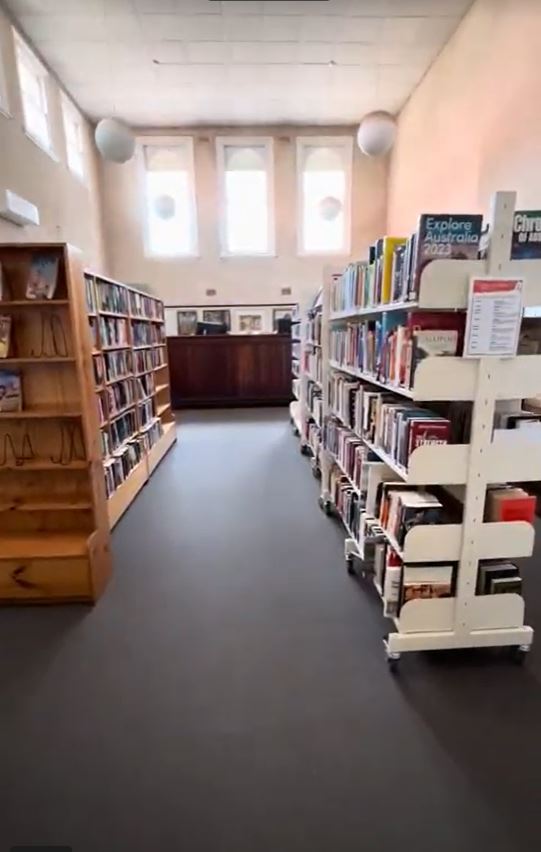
<box><xmin>154</xmin><ymin>194</ymin><xmax>176</xmax><ymax>220</ymax></box>
<box><xmin>319</xmin><ymin>196</ymin><xmax>342</xmax><ymax>221</ymax></box>
<box><xmin>356</xmin><ymin>111</ymin><xmax>397</xmax><ymax>157</ymax></box>
<box><xmin>94</xmin><ymin>118</ymin><xmax>135</xmax><ymax>164</ymax></box>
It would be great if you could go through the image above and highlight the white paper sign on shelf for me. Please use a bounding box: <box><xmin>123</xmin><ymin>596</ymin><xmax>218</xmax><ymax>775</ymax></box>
<box><xmin>464</xmin><ymin>276</ymin><xmax>524</xmax><ymax>358</ymax></box>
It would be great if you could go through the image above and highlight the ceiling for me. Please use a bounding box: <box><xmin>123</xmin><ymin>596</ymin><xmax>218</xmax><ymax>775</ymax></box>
<box><xmin>5</xmin><ymin>0</ymin><xmax>474</xmax><ymax>127</ymax></box>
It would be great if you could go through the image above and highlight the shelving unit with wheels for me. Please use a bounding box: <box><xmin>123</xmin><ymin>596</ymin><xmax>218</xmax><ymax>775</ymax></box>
<box><xmin>84</xmin><ymin>271</ymin><xmax>176</xmax><ymax>529</ymax></box>
<box><xmin>318</xmin><ymin>192</ymin><xmax>541</xmax><ymax>665</ymax></box>
<box><xmin>289</xmin><ymin>311</ymin><xmax>303</xmax><ymax>438</ymax></box>
<box><xmin>0</xmin><ymin>243</ymin><xmax>112</xmax><ymax>603</ymax></box>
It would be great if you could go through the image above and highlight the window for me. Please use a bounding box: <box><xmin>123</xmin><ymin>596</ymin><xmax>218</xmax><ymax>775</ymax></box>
<box><xmin>217</xmin><ymin>138</ymin><xmax>274</xmax><ymax>256</ymax></box>
<box><xmin>297</xmin><ymin>137</ymin><xmax>353</xmax><ymax>255</ymax></box>
<box><xmin>141</xmin><ymin>138</ymin><xmax>198</xmax><ymax>258</ymax></box>
<box><xmin>62</xmin><ymin>94</ymin><xmax>85</xmax><ymax>179</ymax></box>
<box><xmin>14</xmin><ymin>31</ymin><xmax>51</xmax><ymax>152</ymax></box>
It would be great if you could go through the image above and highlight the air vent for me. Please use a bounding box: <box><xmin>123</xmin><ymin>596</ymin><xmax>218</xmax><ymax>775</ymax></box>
<box><xmin>281</xmin><ymin>287</ymin><xmax>292</xmax><ymax>296</ymax></box>
<box><xmin>206</xmin><ymin>289</ymin><xmax>217</xmax><ymax>297</ymax></box>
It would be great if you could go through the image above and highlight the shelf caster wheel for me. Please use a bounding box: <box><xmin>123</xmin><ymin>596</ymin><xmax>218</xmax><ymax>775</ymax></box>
<box><xmin>511</xmin><ymin>645</ymin><xmax>530</xmax><ymax>665</ymax></box>
<box><xmin>345</xmin><ymin>556</ymin><xmax>356</xmax><ymax>577</ymax></box>
<box><xmin>300</xmin><ymin>444</ymin><xmax>310</xmax><ymax>456</ymax></box>
<box><xmin>318</xmin><ymin>496</ymin><xmax>332</xmax><ymax>516</ymax></box>
<box><xmin>386</xmin><ymin>651</ymin><xmax>400</xmax><ymax>673</ymax></box>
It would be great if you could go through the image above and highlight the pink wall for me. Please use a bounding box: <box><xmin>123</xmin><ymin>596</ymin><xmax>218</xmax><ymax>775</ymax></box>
<box><xmin>0</xmin><ymin>7</ymin><xmax>106</xmax><ymax>268</ymax></box>
<box><xmin>387</xmin><ymin>0</ymin><xmax>541</xmax><ymax>234</ymax></box>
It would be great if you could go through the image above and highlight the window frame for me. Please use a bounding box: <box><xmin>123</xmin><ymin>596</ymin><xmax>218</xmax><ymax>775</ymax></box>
<box><xmin>61</xmin><ymin>93</ymin><xmax>85</xmax><ymax>181</ymax></box>
<box><xmin>13</xmin><ymin>29</ymin><xmax>53</xmax><ymax>156</ymax></box>
<box><xmin>0</xmin><ymin>32</ymin><xmax>10</xmax><ymax>118</ymax></box>
<box><xmin>296</xmin><ymin>136</ymin><xmax>353</xmax><ymax>257</ymax></box>
<box><xmin>216</xmin><ymin>136</ymin><xmax>275</xmax><ymax>259</ymax></box>
<box><xmin>138</xmin><ymin>135</ymin><xmax>199</xmax><ymax>260</ymax></box>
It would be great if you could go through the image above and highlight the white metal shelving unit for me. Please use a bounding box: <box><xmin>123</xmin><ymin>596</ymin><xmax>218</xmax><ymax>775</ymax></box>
<box><xmin>289</xmin><ymin>314</ymin><xmax>303</xmax><ymax>438</ymax></box>
<box><xmin>319</xmin><ymin>192</ymin><xmax>541</xmax><ymax>664</ymax></box>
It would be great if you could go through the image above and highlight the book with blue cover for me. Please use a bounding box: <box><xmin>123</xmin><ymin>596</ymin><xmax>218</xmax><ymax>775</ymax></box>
<box><xmin>511</xmin><ymin>210</ymin><xmax>541</xmax><ymax>259</ymax></box>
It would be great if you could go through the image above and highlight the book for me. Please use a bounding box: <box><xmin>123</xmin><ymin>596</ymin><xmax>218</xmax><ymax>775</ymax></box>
<box><xmin>393</xmin><ymin>491</ymin><xmax>442</xmax><ymax>547</ymax></box>
<box><xmin>511</xmin><ymin>210</ymin><xmax>541</xmax><ymax>260</ymax></box>
<box><xmin>383</xmin><ymin>548</ymin><xmax>402</xmax><ymax>617</ymax></box>
<box><xmin>380</xmin><ymin>237</ymin><xmax>407</xmax><ymax>303</ymax></box>
<box><xmin>26</xmin><ymin>254</ymin><xmax>59</xmax><ymax>300</ymax></box>
<box><xmin>401</xmin><ymin>564</ymin><xmax>453</xmax><ymax>606</ymax></box>
<box><xmin>411</xmin><ymin>329</ymin><xmax>459</xmax><ymax>382</ymax></box>
<box><xmin>410</xmin><ymin>214</ymin><xmax>483</xmax><ymax>299</ymax></box>
<box><xmin>408</xmin><ymin>418</ymin><xmax>451</xmax><ymax>460</ymax></box>
<box><xmin>391</xmin><ymin>244</ymin><xmax>406</xmax><ymax>302</ymax></box>
<box><xmin>476</xmin><ymin>561</ymin><xmax>519</xmax><ymax>595</ymax></box>
<box><xmin>485</xmin><ymin>487</ymin><xmax>536</xmax><ymax>524</ymax></box>
<box><xmin>0</xmin><ymin>315</ymin><xmax>11</xmax><ymax>358</ymax></box>
<box><xmin>0</xmin><ymin>369</ymin><xmax>22</xmax><ymax>412</ymax></box>
<box><xmin>489</xmin><ymin>576</ymin><xmax>522</xmax><ymax>594</ymax></box>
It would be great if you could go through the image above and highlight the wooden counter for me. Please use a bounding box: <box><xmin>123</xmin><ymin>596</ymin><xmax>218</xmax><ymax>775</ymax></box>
<box><xmin>167</xmin><ymin>334</ymin><xmax>292</xmax><ymax>408</ymax></box>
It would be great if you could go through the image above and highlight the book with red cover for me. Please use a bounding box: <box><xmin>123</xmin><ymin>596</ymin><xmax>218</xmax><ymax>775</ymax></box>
<box><xmin>486</xmin><ymin>488</ymin><xmax>536</xmax><ymax>524</ymax></box>
<box><xmin>407</xmin><ymin>419</ymin><xmax>450</xmax><ymax>461</ymax></box>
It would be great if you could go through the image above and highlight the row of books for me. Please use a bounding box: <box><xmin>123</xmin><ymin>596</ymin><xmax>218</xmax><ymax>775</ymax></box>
<box><xmin>134</xmin><ymin>348</ymin><xmax>165</xmax><ymax>374</ymax></box>
<box><xmin>131</xmin><ymin>321</ymin><xmax>164</xmax><ymax>347</ymax></box>
<box><xmin>129</xmin><ymin>291</ymin><xmax>163</xmax><ymax>321</ymax></box>
<box><xmin>107</xmin><ymin>378</ymin><xmax>135</xmax><ymax>417</ymax></box>
<box><xmin>331</xmin><ymin>213</ymin><xmax>484</xmax><ymax>312</ymax></box>
<box><xmin>375</xmin><ymin>543</ymin><xmax>454</xmax><ymax>618</ymax></box>
<box><xmin>138</xmin><ymin>398</ymin><xmax>155</xmax><ymax>429</ymax></box>
<box><xmin>109</xmin><ymin>408</ymin><xmax>137</xmax><ymax>454</ymax></box>
<box><xmin>303</xmin><ymin>349</ymin><xmax>322</xmax><ymax>385</ymax></box>
<box><xmin>330</xmin><ymin>467</ymin><xmax>362</xmax><ymax>542</ymax></box>
<box><xmin>306</xmin><ymin>311</ymin><xmax>321</xmax><ymax>345</ymax></box>
<box><xmin>330</xmin><ymin>310</ymin><xmax>463</xmax><ymax>389</ymax></box>
<box><xmin>306</xmin><ymin>381</ymin><xmax>322</xmax><ymax>427</ymax></box>
<box><xmin>378</xmin><ymin>483</ymin><xmax>443</xmax><ymax>549</ymax></box>
<box><xmin>303</xmin><ymin>420</ymin><xmax>321</xmax><ymax>463</ymax></box>
<box><xmin>99</xmin><ymin>317</ymin><xmax>129</xmax><ymax>348</ymax></box>
<box><xmin>104</xmin><ymin>349</ymin><xmax>131</xmax><ymax>383</ymax></box>
<box><xmin>104</xmin><ymin>438</ymin><xmax>143</xmax><ymax>498</ymax></box>
<box><xmin>85</xmin><ymin>275</ymin><xmax>97</xmax><ymax>313</ymax></box>
<box><xmin>328</xmin><ymin>376</ymin><xmax>451</xmax><ymax>471</ymax></box>
<box><xmin>97</xmin><ymin>393</ymin><xmax>106</xmax><ymax>425</ymax></box>
<box><xmin>140</xmin><ymin>417</ymin><xmax>163</xmax><ymax>453</ymax></box>
<box><xmin>97</xmin><ymin>280</ymin><xmax>129</xmax><ymax>315</ymax></box>
<box><xmin>134</xmin><ymin>372</ymin><xmax>154</xmax><ymax>400</ymax></box>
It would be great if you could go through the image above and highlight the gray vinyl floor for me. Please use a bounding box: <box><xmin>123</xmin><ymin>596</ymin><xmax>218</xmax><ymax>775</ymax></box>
<box><xmin>1</xmin><ymin>408</ymin><xmax>541</xmax><ymax>852</ymax></box>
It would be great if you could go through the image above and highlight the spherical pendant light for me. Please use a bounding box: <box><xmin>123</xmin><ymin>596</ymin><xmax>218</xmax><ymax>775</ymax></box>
<box><xmin>319</xmin><ymin>196</ymin><xmax>343</xmax><ymax>221</ymax></box>
<box><xmin>154</xmin><ymin>194</ymin><xmax>176</xmax><ymax>220</ymax></box>
<box><xmin>357</xmin><ymin>111</ymin><xmax>397</xmax><ymax>157</ymax></box>
<box><xmin>94</xmin><ymin>118</ymin><xmax>135</xmax><ymax>164</ymax></box>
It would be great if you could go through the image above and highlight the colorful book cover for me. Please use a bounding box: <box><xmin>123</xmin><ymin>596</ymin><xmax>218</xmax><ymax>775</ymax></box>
<box><xmin>411</xmin><ymin>329</ymin><xmax>459</xmax><ymax>381</ymax></box>
<box><xmin>511</xmin><ymin>211</ymin><xmax>541</xmax><ymax>259</ymax></box>
<box><xmin>381</xmin><ymin>237</ymin><xmax>407</xmax><ymax>303</ymax></box>
<box><xmin>407</xmin><ymin>419</ymin><xmax>450</xmax><ymax>461</ymax></box>
<box><xmin>391</xmin><ymin>244</ymin><xmax>406</xmax><ymax>302</ymax></box>
<box><xmin>0</xmin><ymin>315</ymin><xmax>12</xmax><ymax>358</ymax></box>
<box><xmin>26</xmin><ymin>254</ymin><xmax>59</xmax><ymax>300</ymax></box>
<box><xmin>0</xmin><ymin>369</ymin><xmax>22</xmax><ymax>412</ymax></box>
<box><xmin>411</xmin><ymin>214</ymin><xmax>483</xmax><ymax>297</ymax></box>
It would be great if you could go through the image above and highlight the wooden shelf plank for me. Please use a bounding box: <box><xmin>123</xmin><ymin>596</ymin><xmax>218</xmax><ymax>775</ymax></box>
<box><xmin>0</xmin><ymin>300</ymin><xmax>70</xmax><ymax>307</ymax></box>
<box><xmin>157</xmin><ymin>401</ymin><xmax>171</xmax><ymax>417</ymax></box>
<box><xmin>98</xmin><ymin>310</ymin><xmax>129</xmax><ymax>318</ymax></box>
<box><xmin>0</xmin><ymin>533</ymin><xmax>90</xmax><ymax>559</ymax></box>
<box><xmin>101</xmin><ymin>344</ymin><xmax>130</xmax><ymax>351</ymax></box>
<box><xmin>0</xmin><ymin>357</ymin><xmax>75</xmax><ymax>364</ymax></box>
<box><xmin>0</xmin><ymin>500</ymin><xmax>92</xmax><ymax>512</ymax></box>
<box><xmin>0</xmin><ymin>409</ymin><xmax>81</xmax><ymax>419</ymax></box>
<box><xmin>0</xmin><ymin>459</ymin><xmax>88</xmax><ymax>471</ymax></box>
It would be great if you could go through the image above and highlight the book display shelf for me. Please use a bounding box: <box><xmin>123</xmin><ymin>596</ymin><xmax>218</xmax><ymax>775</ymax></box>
<box><xmin>84</xmin><ymin>271</ymin><xmax>176</xmax><ymax>528</ymax></box>
<box><xmin>289</xmin><ymin>310</ymin><xmax>302</xmax><ymax>435</ymax></box>
<box><xmin>318</xmin><ymin>192</ymin><xmax>541</xmax><ymax>667</ymax></box>
<box><xmin>289</xmin><ymin>294</ymin><xmax>324</xmax><ymax>474</ymax></box>
<box><xmin>0</xmin><ymin>243</ymin><xmax>111</xmax><ymax>603</ymax></box>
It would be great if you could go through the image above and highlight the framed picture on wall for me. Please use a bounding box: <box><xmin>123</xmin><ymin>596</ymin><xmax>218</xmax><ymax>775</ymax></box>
<box><xmin>272</xmin><ymin>307</ymin><xmax>293</xmax><ymax>331</ymax></box>
<box><xmin>202</xmin><ymin>309</ymin><xmax>231</xmax><ymax>330</ymax></box>
<box><xmin>177</xmin><ymin>310</ymin><xmax>198</xmax><ymax>335</ymax></box>
<box><xmin>234</xmin><ymin>311</ymin><xmax>264</xmax><ymax>334</ymax></box>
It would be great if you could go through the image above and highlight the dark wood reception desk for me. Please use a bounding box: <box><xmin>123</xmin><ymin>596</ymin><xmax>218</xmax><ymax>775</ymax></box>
<box><xmin>167</xmin><ymin>334</ymin><xmax>292</xmax><ymax>408</ymax></box>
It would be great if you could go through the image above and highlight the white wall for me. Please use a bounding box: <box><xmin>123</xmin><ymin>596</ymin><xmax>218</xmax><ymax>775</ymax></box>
<box><xmin>0</xmin><ymin>6</ymin><xmax>105</xmax><ymax>267</ymax></box>
<box><xmin>99</xmin><ymin>127</ymin><xmax>388</xmax><ymax>309</ymax></box>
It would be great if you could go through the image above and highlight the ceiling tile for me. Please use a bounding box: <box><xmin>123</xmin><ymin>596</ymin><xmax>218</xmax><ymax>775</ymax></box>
<box><xmin>5</xmin><ymin>0</ymin><xmax>475</xmax><ymax>125</ymax></box>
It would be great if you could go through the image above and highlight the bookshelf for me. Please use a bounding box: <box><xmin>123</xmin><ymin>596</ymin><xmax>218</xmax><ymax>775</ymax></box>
<box><xmin>318</xmin><ymin>192</ymin><xmax>541</xmax><ymax>666</ymax></box>
<box><xmin>84</xmin><ymin>271</ymin><xmax>176</xmax><ymax>528</ymax></box>
<box><xmin>289</xmin><ymin>295</ymin><xmax>325</xmax><ymax>475</ymax></box>
<box><xmin>0</xmin><ymin>243</ymin><xmax>111</xmax><ymax>603</ymax></box>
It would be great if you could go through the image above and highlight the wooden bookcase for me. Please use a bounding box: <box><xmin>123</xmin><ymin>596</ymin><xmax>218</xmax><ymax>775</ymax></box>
<box><xmin>0</xmin><ymin>243</ymin><xmax>112</xmax><ymax>603</ymax></box>
<box><xmin>84</xmin><ymin>271</ymin><xmax>176</xmax><ymax>528</ymax></box>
